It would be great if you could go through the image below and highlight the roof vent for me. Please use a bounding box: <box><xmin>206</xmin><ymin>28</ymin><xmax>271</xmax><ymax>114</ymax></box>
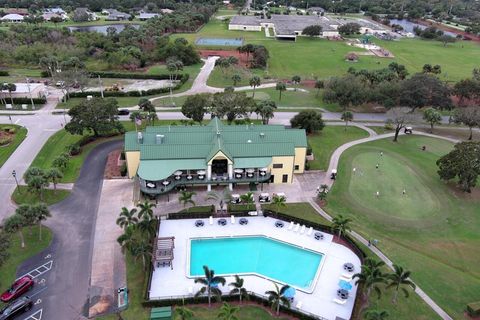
<box><xmin>247</xmin><ymin>139</ymin><xmax>252</xmax><ymax>143</ymax></box>
<box><xmin>156</xmin><ymin>134</ymin><xmax>165</xmax><ymax>144</ymax></box>
<box><xmin>260</xmin><ymin>132</ymin><xmax>265</xmax><ymax>138</ymax></box>
<box><xmin>217</xmin><ymin>131</ymin><xmax>221</xmax><ymax>136</ymax></box>
<box><xmin>137</xmin><ymin>132</ymin><xmax>143</xmax><ymax>144</ymax></box>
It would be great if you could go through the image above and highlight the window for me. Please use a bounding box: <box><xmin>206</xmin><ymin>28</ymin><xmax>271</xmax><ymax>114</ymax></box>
<box><xmin>273</xmin><ymin>163</ymin><xmax>283</xmax><ymax>169</ymax></box>
<box><xmin>282</xmin><ymin>174</ymin><xmax>288</xmax><ymax>183</ymax></box>
<box><xmin>294</xmin><ymin>165</ymin><xmax>299</xmax><ymax>170</ymax></box>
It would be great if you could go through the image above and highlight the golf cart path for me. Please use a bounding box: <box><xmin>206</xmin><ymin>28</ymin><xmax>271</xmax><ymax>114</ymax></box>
<box><xmin>310</xmin><ymin>130</ymin><xmax>459</xmax><ymax>320</ymax></box>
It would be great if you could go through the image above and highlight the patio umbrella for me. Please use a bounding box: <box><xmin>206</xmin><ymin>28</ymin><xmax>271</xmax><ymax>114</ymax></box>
<box><xmin>282</xmin><ymin>286</ymin><xmax>296</xmax><ymax>299</ymax></box>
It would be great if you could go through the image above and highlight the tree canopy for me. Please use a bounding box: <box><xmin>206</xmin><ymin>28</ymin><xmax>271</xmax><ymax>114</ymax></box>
<box><xmin>302</xmin><ymin>25</ymin><xmax>323</xmax><ymax>37</ymax></box>
<box><xmin>290</xmin><ymin>110</ymin><xmax>325</xmax><ymax>134</ymax></box>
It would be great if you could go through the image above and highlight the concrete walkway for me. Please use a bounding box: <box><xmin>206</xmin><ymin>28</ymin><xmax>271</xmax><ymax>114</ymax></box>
<box><xmin>310</xmin><ymin>131</ymin><xmax>457</xmax><ymax>320</ymax></box>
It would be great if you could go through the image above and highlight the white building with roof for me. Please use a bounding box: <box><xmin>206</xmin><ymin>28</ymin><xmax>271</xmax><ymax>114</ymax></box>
<box><xmin>0</xmin><ymin>14</ymin><xmax>24</xmax><ymax>23</ymax></box>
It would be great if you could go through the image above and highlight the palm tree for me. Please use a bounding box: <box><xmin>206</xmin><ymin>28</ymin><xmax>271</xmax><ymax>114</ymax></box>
<box><xmin>137</xmin><ymin>219</ymin><xmax>158</xmax><ymax>239</ymax></box>
<box><xmin>239</xmin><ymin>192</ymin><xmax>254</xmax><ymax>204</ymax></box>
<box><xmin>249</xmin><ymin>76</ymin><xmax>261</xmax><ymax>98</ymax></box>
<box><xmin>386</xmin><ymin>264</ymin><xmax>416</xmax><ymax>304</ymax></box>
<box><xmin>364</xmin><ymin>308</ymin><xmax>389</xmax><ymax>320</ymax></box>
<box><xmin>275</xmin><ymin>82</ymin><xmax>286</xmax><ymax>101</ymax></box>
<box><xmin>147</xmin><ymin>112</ymin><xmax>158</xmax><ymax>126</ymax></box>
<box><xmin>314</xmin><ymin>79</ymin><xmax>324</xmax><ymax>97</ymax></box>
<box><xmin>341</xmin><ymin>111</ymin><xmax>354</xmax><ymax>131</ymax></box>
<box><xmin>46</xmin><ymin>167</ymin><xmax>63</xmax><ymax>193</ymax></box>
<box><xmin>291</xmin><ymin>75</ymin><xmax>301</xmax><ymax>91</ymax></box>
<box><xmin>229</xmin><ymin>275</ymin><xmax>248</xmax><ymax>303</ymax></box>
<box><xmin>6</xmin><ymin>83</ymin><xmax>16</xmax><ymax>105</ymax></box>
<box><xmin>137</xmin><ymin>201</ymin><xmax>156</xmax><ymax>221</ymax></box>
<box><xmin>131</xmin><ymin>240</ymin><xmax>152</xmax><ymax>270</ymax></box>
<box><xmin>16</xmin><ymin>204</ymin><xmax>35</xmax><ymax>235</ymax></box>
<box><xmin>116</xmin><ymin>207</ymin><xmax>138</xmax><ymax>230</ymax></box>
<box><xmin>231</xmin><ymin>74</ymin><xmax>241</xmax><ymax>86</ymax></box>
<box><xmin>331</xmin><ymin>214</ymin><xmax>352</xmax><ymax>238</ymax></box>
<box><xmin>117</xmin><ymin>226</ymin><xmax>137</xmax><ymax>254</ymax></box>
<box><xmin>4</xmin><ymin>214</ymin><xmax>26</xmax><ymax>248</ymax></box>
<box><xmin>31</xmin><ymin>203</ymin><xmax>51</xmax><ymax>241</ymax></box>
<box><xmin>265</xmin><ymin>283</ymin><xmax>291</xmax><ymax>316</ymax></box>
<box><xmin>194</xmin><ymin>265</ymin><xmax>226</xmax><ymax>307</ymax></box>
<box><xmin>217</xmin><ymin>302</ymin><xmax>239</xmax><ymax>320</ymax></box>
<box><xmin>205</xmin><ymin>188</ymin><xmax>231</xmax><ymax>212</ymax></box>
<box><xmin>255</xmin><ymin>100</ymin><xmax>276</xmax><ymax>124</ymax></box>
<box><xmin>26</xmin><ymin>175</ymin><xmax>49</xmax><ymax>201</ymax></box>
<box><xmin>353</xmin><ymin>258</ymin><xmax>386</xmax><ymax>310</ymax></box>
<box><xmin>175</xmin><ymin>306</ymin><xmax>194</xmax><ymax>320</ymax></box>
<box><xmin>179</xmin><ymin>191</ymin><xmax>196</xmax><ymax>212</ymax></box>
<box><xmin>271</xmin><ymin>194</ymin><xmax>286</xmax><ymax>213</ymax></box>
<box><xmin>320</xmin><ymin>184</ymin><xmax>329</xmax><ymax>193</ymax></box>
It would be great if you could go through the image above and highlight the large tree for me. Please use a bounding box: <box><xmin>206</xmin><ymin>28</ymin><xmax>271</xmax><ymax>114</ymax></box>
<box><xmin>437</xmin><ymin>142</ymin><xmax>480</xmax><ymax>193</ymax></box>
<box><xmin>385</xmin><ymin>107</ymin><xmax>417</xmax><ymax>142</ymax></box>
<box><xmin>323</xmin><ymin>75</ymin><xmax>367</xmax><ymax>110</ymax></box>
<box><xmin>65</xmin><ymin>97</ymin><xmax>123</xmax><ymax>137</ymax></box>
<box><xmin>181</xmin><ymin>93</ymin><xmax>211</xmax><ymax>123</ymax></box>
<box><xmin>399</xmin><ymin>73</ymin><xmax>451</xmax><ymax>111</ymax></box>
<box><xmin>290</xmin><ymin>110</ymin><xmax>325</xmax><ymax>134</ymax></box>
<box><xmin>302</xmin><ymin>24</ymin><xmax>322</xmax><ymax>37</ymax></box>
<box><xmin>255</xmin><ymin>100</ymin><xmax>276</xmax><ymax>124</ymax></box>
<box><xmin>452</xmin><ymin>106</ymin><xmax>480</xmax><ymax>140</ymax></box>
<box><xmin>338</xmin><ymin>22</ymin><xmax>361</xmax><ymax>35</ymax></box>
<box><xmin>422</xmin><ymin>107</ymin><xmax>442</xmax><ymax>133</ymax></box>
<box><xmin>453</xmin><ymin>79</ymin><xmax>480</xmax><ymax>106</ymax></box>
<box><xmin>211</xmin><ymin>92</ymin><xmax>254</xmax><ymax>123</ymax></box>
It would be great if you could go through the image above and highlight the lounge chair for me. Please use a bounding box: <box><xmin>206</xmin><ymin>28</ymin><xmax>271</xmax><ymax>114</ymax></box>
<box><xmin>5</xmin><ymin>104</ymin><xmax>12</xmax><ymax>109</ymax></box>
<box><xmin>288</xmin><ymin>221</ymin><xmax>294</xmax><ymax>230</ymax></box>
<box><xmin>333</xmin><ymin>298</ymin><xmax>347</xmax><ymax>305</ymax></box>
<box><xmin>300</xmin><ymin>225</ymin><xmax>306</xmax><ymax>234</ymax></box>
<box><xmin>307</xmin><ymin>227</ymin><xmax>313</xmax><ymax>236</ymax></box>
<box><xmin>209</xmin><ymin>216</ymin><xmax>213</xmax><ymax>225</ymax></box>
<box><xmin>294</xmin><ymin>223</ymin><xmax>300</xmax><ymax>232</ymax></box>
<box><xmin>295</xmin><ymin>301</ymin><xmax>303</xmax><ymax>309</ymax></box>
<box><xmin>21</xmin><ymin>104</ymin><xmax>27</xmax><ymax>110</ymax></box>
<box><xmin>231</xmin><ymin>215</ymin><xmax>235</xmax><ymax>224</ymax></box>
<box><xmin>340</xmin><ymin>273</ymin><xmax>353</xmax><ymax>281</ymax></box>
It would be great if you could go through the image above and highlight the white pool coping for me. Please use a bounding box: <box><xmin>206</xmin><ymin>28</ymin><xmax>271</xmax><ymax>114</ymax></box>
<box><xmin>150</xmin><ymin>217</ymin><xmax>361</xmax><ymax>320</ymax></box>
<box><xmin>185</xmin><ymin>235</ymin><xmax>326</xmax><ymax>294</ymax></box>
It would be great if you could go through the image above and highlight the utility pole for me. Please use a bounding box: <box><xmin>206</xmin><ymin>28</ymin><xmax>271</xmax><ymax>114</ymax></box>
<box><xmin>98</xmin><ymin>75</ymin><xmax>104</xmax><ymax>98</ymax></box>
<box><xmin>26</xmin><ymin>78</ymin><xmax>35</xmax><ymax>110</ymax></box>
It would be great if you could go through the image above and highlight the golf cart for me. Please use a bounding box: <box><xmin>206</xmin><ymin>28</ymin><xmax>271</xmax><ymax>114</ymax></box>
<box><xmin>231</xmin><ymin>194</ymin><xmax>241</xmax><ymax>204</ymax></box>
<box><xmin>274</xmin><ymin>192</ymin><xmax>286</xmax><ymax>200</ymax></box>
<box><xmin>259</xmin><ymin>192</ymin><xmax>271</xmax><ymax>203</ymax></box>
<box><xmin>330</xmin><ymin>169</ymin><xmax>337</xmax><ymax>180</ymax></box>
<box><xmin>404</xmin><ymin>126</ymin><xmax>413</xmax><ymax>134</ymax></box>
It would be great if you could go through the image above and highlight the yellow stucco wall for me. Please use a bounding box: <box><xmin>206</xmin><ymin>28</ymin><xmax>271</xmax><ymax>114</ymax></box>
<box><xmin>268</xmin><ymin>156</ymin><xmax>295</xmax><ymax>184</ymax></box>
<box><xmin>126</xmin><ymin>151</ymin><xmax>140</xmax><ymax>179</ymax></box>
<box><xmin>294</xmin><ymin>147</ymin><xmax>307</xmax><ymax>173</ymax></box>
<box><xmin>208</xmin><ymin>151</ymin><xmax>233</xmax><ymax>165</ymax></box>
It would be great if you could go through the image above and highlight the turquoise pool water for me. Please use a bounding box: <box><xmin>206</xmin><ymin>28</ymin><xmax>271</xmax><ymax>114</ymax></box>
<box><xmin>195</xmin><ymin>37</ymin><xmax>244</xmax><ymax>46</ymax></box>
<box><xmin>190</xmin><ymin>236</ymin><xmax>323</xmax><ymax>289</ymax></box>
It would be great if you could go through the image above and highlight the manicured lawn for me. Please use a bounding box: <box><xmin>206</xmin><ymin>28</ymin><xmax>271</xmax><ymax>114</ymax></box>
<box><xmin>0</xmin><ymin>125</ymin><xmax>27</xmax><ymax>167</ymax></box>
<box><xmin>207</xmin><ymin>65</ymin><xmax>264</xmax><ymax>88</ymax></box>
<box><xmin>11</xmin><ymin>186</ymin><xmax>70</xmax><ymax>206</ymax></box>
<box><xmin>325</xmin><ymin>135</ymin><xmax>480</xmax><ymax>319</ymax></box>
<box><xmin>178</xmin><ymin>304</ymin><xmax>289</xmax><ymax>320</ymax></box>
<box><xmin>307</xmin><ymin>126</ymin><xmax>370</xmax><ymax>170</ymax></box>
<box><xmin>56</xmin><ymin>96</ymin><xmax>143</xmax><ymax>109</ymax></box>
<box><xmin>262</xmin><ymin>202</ymin><xmax>331</xmax><ymax>225</ymax></box>
<box><xmin>30</xmin><ymin>129</ymin><xmax>122</xmax><ymax>183</ymax></box>
<box><xmin>0</xmin><ymin>226</ymin><xmax>53</xmax><ymax>300</ymax></box>
<box><xmin>366</xmin><ymin>126</ymin><xmax>394</xmax><ymax>135</ymax></box>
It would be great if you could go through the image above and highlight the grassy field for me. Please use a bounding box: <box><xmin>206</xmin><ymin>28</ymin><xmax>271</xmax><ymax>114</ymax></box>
<box><xmin>0</xmin><ymin>226</ymin><xmax>53</xmax><ymax>299</ymax></box>
<box><xmin>307</xmin><ymin>126</ymin><xmax>370</xmax><ymax>170</ymax></box>
<box><xmin>30</xmin><ymin>129</ymin><xmax>122</xmax><ymax>183</ymax></box>
<box><xmin>178</xmin><ymin>305</ymin><xmax>289</xmax><ymax>320</ymax></box>
<box><xmin>324</xmin><ymin>135</ymin><xmax>480</xmax><ymax>319</ymax></box>
<box><xmin>171</xmin><ymin>16</ymin><xmax>480</xmax><ymax>82</ymax></box>
<box><xmin>0</xmin><ymin>125</ymin><xmax>27</xmax><ymax>168</ymax></box>
<box><xmin>11</xmin><ymin>186</ymin><xmax>70</xmax><ymax>206</ymax></box>
<box><xmin>56</xmin><ymin>96</ymin><xmax>143</xmax><ymax>109</ymax></box>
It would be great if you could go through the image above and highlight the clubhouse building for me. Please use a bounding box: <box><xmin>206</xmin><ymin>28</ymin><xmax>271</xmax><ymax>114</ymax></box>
<box><xmin>124</xmin><ymin>118</ymin><xmax>307</xmax><ymax>195</ymax></box>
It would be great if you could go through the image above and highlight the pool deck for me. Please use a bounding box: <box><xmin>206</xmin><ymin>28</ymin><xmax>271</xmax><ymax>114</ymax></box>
<box><xmin>150</xmin><ymin>217</ymin><xmax>361</xmax><ymax>320</ymax></box>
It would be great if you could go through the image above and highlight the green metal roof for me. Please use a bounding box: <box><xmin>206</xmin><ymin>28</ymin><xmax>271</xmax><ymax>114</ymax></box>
<box><xmin>137</xmin><ymin>159</ymin><xmax>206</xmax><ymax>181</ymax></box>
<box><xmin>233</xmin><ymin>157</ymin><xmax>272</xmax><ymax>169</ymax></box>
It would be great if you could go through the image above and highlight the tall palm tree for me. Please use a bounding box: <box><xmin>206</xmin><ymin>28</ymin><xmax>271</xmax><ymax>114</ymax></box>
<box><xmin>175</xmin><ymin>306</ymin><xmax>194</xmax><ymax>320</ymax></box>
<box><xmin>217</xmin><ymin>302</ymin><xmax>239</xmax><ymax>320</ymax></box>
<box><xmin>291</xmin><ymin>75</ymin><xmax>301</xmax><ymax>91</ymax></box>
<box><xmin>194</xmin><ymin>265</ymin><xmax>226</xmax><ymax>307</ymax></box>
<box><xmin>386</xmin><ymin>264</ymin><xmax>416</xmax><ymax>304</ymax></box>
<box><xmin>364</xmin><ymin>308</ymin><xmax>389</xmax><ymax>320</ymax></box>
<box><xmin>31</xmin><ymin>203</ymin><xmax>51</xmax><ymax>241</ymax></box>
<box><xmin>131</xmin><ymin>240</ymin><xmax>152</xmax><ymax>271</ymax></box>
<box><xmin>4</xmin><ymin>214</ymin><xmax>26</xmax><ymax>248</ymax></box>
<box><xmin>46</xmin><ymin>168</ymin><xmax>63</xmax><ymax>194</ymax></box>
<box><xmin>265</xmin><ymin>283</ymin><xmax>291</xmax><ymax>316</ymax></box>
<box><xmin>6</xmin><ymin>83</ymin><xmax>16</xmax><ymax>105</ymax></box>
<box><xmin>117</xmin><ymin>226</ymin><xmax>137</xmax><ymax>255</ymax></box>
<box><xmin>249</xmin><ymin>76</ymin><xmax>261</xmax><ymax>98</ymax></box>
<box><xmin>271</xmin><ymin>194</ymin><xmax>286</xmax><ymax>213</ymax></box>
<box><xmin>137</xmin><ymin>218</ymin><xmax>158</xmax><ymax>239</ymax></box>
<box><xmin>331</xmin><ymin>214</ymin><xmax>352</xmax><ymax>238</ymax></box>
<box><xmin>341</xmin><ymin>110</ymin><xmax>354</xmax><ymax>131</ymax></box>
<box><xmin>353</xmin><ymin>258</ymin><xmax>386</xmax><ymax>310</ymax></box>
<box><xmin>232</xmin><ymin>74</ymin><xmax>241</xmax><ymax>86</ymax></box>
<box><xmin>116</xmin><ymin>207</ymin><xmax>138</xmax><ymax>230</ymax></box>
<box><xmin>179</xmin><ymin>191</ymin><xmax>196</xmax><ymax>212</ymax></box>
<box><xmin>137</xmin><ymin>201</ymin><xmax>156</xmax><ymax>221</ymax></box>
<box><xmin>275</xmin><ymin>82</ymin><xmax>286</xmax><ymax>101</ymax></box>
<box><xmin>205</xmin><ymin>188</ymin><xmax>231</xmax><ymax>212</ymax></box>
<box><xmin>229</xmin><ymin>275</ymin><xmax>248</xmax><ymax>303</ymax></box>
<box><xmin>239</xmin><ymin>192</ymin><xmax>254</xmax><ymax>204</ymax></box>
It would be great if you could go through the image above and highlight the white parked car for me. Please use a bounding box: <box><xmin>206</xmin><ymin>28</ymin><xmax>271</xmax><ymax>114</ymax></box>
<box><xmin>258</xmin><ymin>192</ymin><xmax>271</xmax><ymax>202</ymax></box>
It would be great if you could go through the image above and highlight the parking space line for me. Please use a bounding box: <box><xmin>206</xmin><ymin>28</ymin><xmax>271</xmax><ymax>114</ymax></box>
<box><xmin>17</xmin><ymin>260</ymin><xmax>53</xmax><ymax>280</ymax></box>
<box><xmin>22</xmin><ymin>309</ymin><xmax>42</xmax><ymax>320</ymax></box>
<box><xmin>29</xmin><ymin>286</ymin><xmax>47</xmax><ymax>298</ymax></box>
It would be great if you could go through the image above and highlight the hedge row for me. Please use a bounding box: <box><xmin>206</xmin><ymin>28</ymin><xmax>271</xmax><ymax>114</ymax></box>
<box><xmin>89</xmin><ymin>71</ymin><xmax>187</xmax><ymax>80</ymax></box>
<box><xmin>0</xmin><ymin>71</ymin><xmax>9</xmax><ymax>76</ymax></box>
<box><xmin>467</xmin><ymin>301</ymin><xmax>480</xmax><ymax>317</ymax></box>
<box><xmin>142</xmin><ymin>293</ymin><xmax>321</xmax><ymax>320</ymax></box>
<box><xmin>6</xmin><ymin>97</ymin><xmax>47</xmax><ymax>104</ymax></box>
<box><xmin>227</xmin><ymin>203</ymin><xmax>256</xmax><ymax>213</ymax></box>
<box><xmin>68</xmin><ymin>74</ymin><xmax>189</xmax><ymax>98</ymax></box>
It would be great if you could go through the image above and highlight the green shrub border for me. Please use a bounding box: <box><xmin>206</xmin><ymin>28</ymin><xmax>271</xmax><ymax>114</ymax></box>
<box><xmin>467</xmin><ymin>301</ymin><xmax>480</xmax><ymax>316</ymax></box>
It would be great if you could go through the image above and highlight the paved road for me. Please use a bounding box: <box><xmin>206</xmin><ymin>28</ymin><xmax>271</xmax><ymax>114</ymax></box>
<box><xmin>13</xmin><ymin>139</ymin><xmax>124</xmax><ymax>320</ymax></box>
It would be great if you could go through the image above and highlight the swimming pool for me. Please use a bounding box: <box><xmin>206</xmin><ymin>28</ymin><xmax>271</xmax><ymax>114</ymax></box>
<box><xmin>195</xmin><ymin>37</ymin><xmax>244</xmax><ymax>46</ymax></box>
<box><xmin>189</xmin><ymin>236</ymin><xmax>323</xmax><ymax>291</ymax></box>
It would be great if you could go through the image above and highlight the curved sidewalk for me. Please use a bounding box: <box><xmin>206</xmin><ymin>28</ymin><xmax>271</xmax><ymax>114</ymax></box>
<box><xmin>312</xmin><ymin>131</ymin><xmax>456</xmax><ymax>320</ymax></box>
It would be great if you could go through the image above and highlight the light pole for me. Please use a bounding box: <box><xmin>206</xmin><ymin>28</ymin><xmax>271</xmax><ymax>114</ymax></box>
<box><xmin>25</xmin><ymin>78</ymin><xmax>35</xmax><ymax>110</ymax></box>
<box><xmin>12</xmin><ymin>170</ymin><xmax>20</xmax><ymax>192</ymax></box>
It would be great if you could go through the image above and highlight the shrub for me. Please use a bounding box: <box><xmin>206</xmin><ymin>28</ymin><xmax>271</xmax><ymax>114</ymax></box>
<box><xmin>384</xmin><ymin>119</ymin><xmax>394</xmax><ymax>130</ymax></box>
<box><xmin>120</xmin><ymin>151</ymin><xmax>126</xmax><ymax>160</ymax></box>
<box><xmin>40</xmin><ymin>70</ymin><xmax>50</xmax><ymax>77</ymax></box>
<box><xmin>467</xmin><ymin>302</ymin><xmax>480</xmax><ymax>317</ymax></box>
<box><xmin>0</xmin><ymin>137</ymin><xmax>13</xmax><ymax>146</ymax></box>
<box><xmin>120</xmin><ymin>163</ymin><xmax>127</xmax><ymax>176</ymax></box>
<box><xmin>227</xmin><ymin>203</ymin><xmax>256</xmax><ymax>213</ymax></box>
<box><xmin>66</xmin><ymin>143</ymin><xmax>81</xmax><ymax>156</ymax></box>
<box><xmin>7</xmin><ymin>127</ymin><xmax>16</xmax><ymax>134</ymax></box>
<box><xmin>9</xmin><ymin>97</ymin><xmax>47</xmax><ymax>105</ymax></box>
<box><xmin>0</xmin><ymin>71</ymin><xmax>9</xmax><ymax>76</ymax></box>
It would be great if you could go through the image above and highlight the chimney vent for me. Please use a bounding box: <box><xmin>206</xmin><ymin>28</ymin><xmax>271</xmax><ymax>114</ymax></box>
<box><xmin>137</xmin><ymin>132</ymin><xmax>143</xmax><ymax>144</ymax></box>
<box><xmin>156</xmin><ymin>134</ymin><xmax>165</xmax><ymax>144</ymax></box>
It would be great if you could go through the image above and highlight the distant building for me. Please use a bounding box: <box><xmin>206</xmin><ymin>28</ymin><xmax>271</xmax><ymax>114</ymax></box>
<box><xmin>42</xmin><ymin>12</ymin><xmax>66</xmax><ymax>21</ymax></box>
<box><xmin>160</xmin><ymin>8</ymin><xmax>174</xmax><ymax>14</ymax></box>
<box><xmin>73</xmin><ymin>8</ymin><xmax>98</xmax><ymax>21</ymax></box>
<box><xmin>138</xmin><ymin>11</ymin><xmax>160</xmax><ymax>20</ymax></box>
<box><xmin>103</xmin><ymin>8</ymin><xmax>131</xmax><ymax>21</ymax></box>
<box><xmin>44</xmin><ymin>7</ymin><xmax>66</xmax><ymax>15</ymax></box>
<box><xmin>3</xmin><ymin>8</ymin><xmax>29</xmax><ymax>15</ymax></box>
<box><xmin>0</xmin><ymin>14</ymin><xmax>25</xmax><ymax>23</ymax></box>
<box><xmin>307</xmin><ymin>7</ymin><xmax>325</xmax><ymax>15</ymax></box>
<box><xmin>43</xmin><ymin>7</ymin><xmax>68</xmax><ymax>20</ymax></box>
